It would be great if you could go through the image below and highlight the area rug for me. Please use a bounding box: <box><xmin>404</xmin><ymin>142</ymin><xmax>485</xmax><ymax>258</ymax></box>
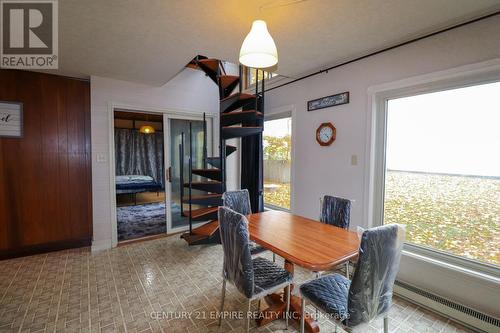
<box><xmin>117</xmin><ymin>202</ymin><xmax>167</xmax><ymax>241</ymax></box>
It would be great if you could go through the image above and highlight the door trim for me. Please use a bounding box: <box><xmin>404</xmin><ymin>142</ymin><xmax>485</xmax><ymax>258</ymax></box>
<box><xmin>107</xmin><ymin>102</ymin><xmax>216</xmax><ymax>247</ymax></box>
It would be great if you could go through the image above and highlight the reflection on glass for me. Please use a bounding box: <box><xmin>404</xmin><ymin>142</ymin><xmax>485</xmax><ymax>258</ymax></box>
<box><xmin>170</xmin><ymin>119</ymin><xmax>206</xmax><ymax>228</ymax></box>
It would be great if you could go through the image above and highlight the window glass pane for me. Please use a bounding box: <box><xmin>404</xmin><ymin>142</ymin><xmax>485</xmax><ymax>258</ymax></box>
<box><xmin>263</xmin><ymin>117</ymin><xmax>292</xmax><ymax>209</ymax></box>
<box><xmin>248</xmin><ymin>69</ymin><xmax>277</xmax><ymax>86</ymax></box>
<box><xmin>384</xmin><ymin>81</ymin><xmax>500</xmax><ymax>266</ymax></box>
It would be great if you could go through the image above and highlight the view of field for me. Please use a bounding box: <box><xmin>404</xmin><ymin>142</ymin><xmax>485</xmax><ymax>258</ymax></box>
<box><xmin>263</xmin><ymin>117</ymin><xmax>292</xmax><ymax>210</ymax></box>
<box><xmin>264</xmin><ymin>181</ymin><xmax>291</xmax><ymax>209</ymax></box>
<box><xmin>384</xmin><ymin>170</ymin><xmax>499</xmax><ymax>266</ymax></box>
<box><xmin>263</xmin><ymin>170</ymin><xmax>499</xmax><ymax>266</ymax></box>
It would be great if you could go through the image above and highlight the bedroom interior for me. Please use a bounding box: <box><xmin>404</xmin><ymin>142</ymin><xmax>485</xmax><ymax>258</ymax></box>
<box><xmin>113</xmin><ymin>110</ymin><xmax>166</xmax><ymax>241</ymax></box>
<box><xmin>0</xmin><ymin>1</ymin><xmax>499</xmax><ymax>333</ymax></box>
<box><xmin>113</xmin><ymin>109</ymin><xmax>213</xmax><ymax>242</ymax></box>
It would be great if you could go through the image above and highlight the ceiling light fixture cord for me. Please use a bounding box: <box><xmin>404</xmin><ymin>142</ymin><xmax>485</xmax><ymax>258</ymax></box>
<box><xmin>259</xmin><ymin>0</ymin><xmax>311</xmax><ymax>11</ymax></box>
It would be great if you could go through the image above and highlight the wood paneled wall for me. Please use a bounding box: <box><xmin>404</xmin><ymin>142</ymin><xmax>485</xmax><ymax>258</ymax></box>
<box><xmin>0</xmin><ymin>69</ymin><xmax>92</xmax><ymax>259</ymax></box>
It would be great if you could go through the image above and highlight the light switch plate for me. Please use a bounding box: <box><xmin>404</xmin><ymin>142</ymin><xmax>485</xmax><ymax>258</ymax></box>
<box><xmin>96</xmin><ymin>153</ymin><xmax>107</xmax><ymax>163</ymax></box>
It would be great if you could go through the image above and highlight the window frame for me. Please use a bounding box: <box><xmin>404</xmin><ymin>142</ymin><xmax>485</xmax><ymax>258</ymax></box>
<box><xmin>368</xmin><ymin>61</ymin><xmax>500</xmax><ymax>279</ymax></box>
<box><xmin>244</xmin><ymin>66</ymin><xmax>280</xmax><ymax>90</ymax></box>
<box><xmin>263</xmin><ymin>109</ymin><xmax>294</xmax><ymax>212</ymax></box>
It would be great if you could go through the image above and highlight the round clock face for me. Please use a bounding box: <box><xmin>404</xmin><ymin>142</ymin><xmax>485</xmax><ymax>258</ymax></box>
<box><xmin>316</xmin><ymin>123</ymin><xmax>336</xmax><ymax>146</ymax></box>
<box><xmin>319</xmin><ymin>126</ymin><xmax>333</xmax><ymax>142</ymax></box>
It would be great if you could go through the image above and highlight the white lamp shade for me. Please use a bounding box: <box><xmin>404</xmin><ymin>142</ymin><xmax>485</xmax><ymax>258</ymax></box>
<box><xmin>239</xmin><ymin>20</ymin><xmax>278</xmax><ymax>69</ymax></box>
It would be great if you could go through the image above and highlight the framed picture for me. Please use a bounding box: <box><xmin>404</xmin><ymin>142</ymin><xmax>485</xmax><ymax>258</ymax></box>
<box><xmin>0</xmin><ymin>101</ymin><xmax>23</xmax><ymax>138</ymax></box>
<box><xmin>307</xmin><ymin>91</ymin><xmax>349</xmax><ymax>111</ymax></box>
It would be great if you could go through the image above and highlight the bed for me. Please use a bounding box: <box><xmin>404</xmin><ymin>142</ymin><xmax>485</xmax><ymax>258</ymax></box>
<box><xmin>116</xmin><ymin>175</ymin><xmax>163</xmax><ymax>204</ymax></box>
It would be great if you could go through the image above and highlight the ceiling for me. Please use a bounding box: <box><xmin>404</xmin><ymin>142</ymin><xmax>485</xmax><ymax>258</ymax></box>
<box><xmin>57</xmin><ymin>0</ymin><xmax>500</xmax><ymax>86</ymax></box>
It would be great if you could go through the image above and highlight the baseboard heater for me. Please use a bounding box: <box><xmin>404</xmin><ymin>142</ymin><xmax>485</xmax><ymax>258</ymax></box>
<box><xmin>394</xmin><ymin>281</ymin><xmax>500</xmax><ymax>333</ymax></box>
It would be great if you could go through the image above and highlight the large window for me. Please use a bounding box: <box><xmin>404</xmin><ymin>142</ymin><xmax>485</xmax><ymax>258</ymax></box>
<box><xmin>383</xmin><ymin>81</ymin><xmax>500</xmax><ymax>267</ymax></box>
<box><xmin>263</xmin><ymin>116</ymin><xmax>292</xmax><ymax>210</ymax></box>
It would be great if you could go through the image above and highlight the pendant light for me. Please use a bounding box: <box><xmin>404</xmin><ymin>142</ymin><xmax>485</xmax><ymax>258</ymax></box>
<box><xmin>138</xmin><ymin>114</ymin><xmax>155</xmax><ymax>134</ymax></box>
<box><xmin>239</xmin><ymin>20</ymin><xmax>278</xmax><ymax>68</ymax></box>
<box><xmin>139</xmin><ymin>125</ymin><xmax>155</xmax><ymax>134</ymax></box>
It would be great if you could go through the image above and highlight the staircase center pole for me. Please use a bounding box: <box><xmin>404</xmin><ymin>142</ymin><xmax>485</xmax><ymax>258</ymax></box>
<box><xmin>179</xmin><ymin>132</ymin><xmax>185</xmax><ymax>217</ymax></box>
<box><xmin>217</xmin><ymin>61</ymin><xmax>227</xmax><ymax>193</ymax></box>
<box><xmin>188</xmin><ymin>123</ymin><xmax>193</xmax><ymax>234</ymax></box>
<box><xmin>203</xmin><ymin>113</ymin><xmax>207</xmax><ymax>169</ymax></box>
<box><xmin>260</xmin><ymin>70</ymin><xmax>265</xmax><ymax>210</ymax></box>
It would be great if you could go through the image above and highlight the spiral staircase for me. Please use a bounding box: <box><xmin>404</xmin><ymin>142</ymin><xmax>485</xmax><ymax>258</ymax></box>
<box><xmin>180</xmin><ymin>56</ymin><xmax>264</xmax><ymax>245</ymax></box>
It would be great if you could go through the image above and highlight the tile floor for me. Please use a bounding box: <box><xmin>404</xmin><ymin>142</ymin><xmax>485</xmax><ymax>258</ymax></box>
<box><xmin>0</xmin><ymin>236</ymin><xmax>476</xmax><ymax>333</ymax></box>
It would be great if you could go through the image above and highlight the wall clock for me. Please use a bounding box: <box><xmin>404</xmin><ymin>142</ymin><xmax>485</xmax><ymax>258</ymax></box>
<box><xmin>316</xmin><ymin>122</ymin><xmax>336</xmax><ymax>146</ymax></box>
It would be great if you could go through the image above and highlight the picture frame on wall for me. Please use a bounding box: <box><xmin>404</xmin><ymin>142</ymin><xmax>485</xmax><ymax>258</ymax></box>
<box><xmin>307</xmin><ymin>91</ymin><xmax>349</xmax><ymax>111</ymax></box>
<box><xmin>0</xmin><ymin>101</ymin><xmax>23</xmax><ymax>138</ymax></box>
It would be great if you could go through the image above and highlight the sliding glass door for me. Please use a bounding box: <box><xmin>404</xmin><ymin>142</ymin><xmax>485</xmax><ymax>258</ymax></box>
<box><xmin>165</xmin><ymin>115</ymin><xmax>213</xmax><ymax>231</ymax></box>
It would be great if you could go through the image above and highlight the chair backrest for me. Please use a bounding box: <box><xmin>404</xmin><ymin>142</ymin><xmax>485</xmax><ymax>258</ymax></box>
<box><xmin>346</xmin><ymin>224</ymin><xmax>405</xmax><ymax>327</ymax></box>
<box><xmin>222</xmin><ymin>189</ymin><xmax>252</xmax><ymax>215</ymax></box>
<box><xmin>218</xmin><ymin>206</ymin><xmax>254</xmax><ymax>298</ymax></box>
<box><xmin>320</xmin><ymin>195</ymin><xmax>351</xmax><ymax>229</ymax></box>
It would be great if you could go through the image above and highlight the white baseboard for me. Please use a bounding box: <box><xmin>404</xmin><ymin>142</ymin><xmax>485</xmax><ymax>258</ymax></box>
<box><xmin>91</xmin><ymin>239</ymin><xmax>112</xmax><ymax>253</ymax></box>
<box><xmin>394</xmin><ymin>281</ymin><xmax>499</xmax><ymax>333</ymax></box>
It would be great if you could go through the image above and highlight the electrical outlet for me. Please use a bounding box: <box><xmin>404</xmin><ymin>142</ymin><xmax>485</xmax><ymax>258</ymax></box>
<box><xmin>351</xmin><ymin>155</ymin><xmax>358</xmax><ymax>166</ymax></box>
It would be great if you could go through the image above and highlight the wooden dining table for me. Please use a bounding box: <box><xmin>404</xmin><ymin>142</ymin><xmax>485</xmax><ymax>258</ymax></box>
<box><xmin>247</xmin><ymin>210</ymin><xmax>360</xmax><ymax>333</ymax></box>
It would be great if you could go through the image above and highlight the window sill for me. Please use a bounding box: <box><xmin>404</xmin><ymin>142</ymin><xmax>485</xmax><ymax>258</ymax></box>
<box><xmin>264</xmin><ymin>204</ymin><xmax>291</xmax><ymax>212</ymax></box>
<box><xmin>402</xmin><ymin>243</ymin><xmax>500</xmax><ymax>284</ymax></box>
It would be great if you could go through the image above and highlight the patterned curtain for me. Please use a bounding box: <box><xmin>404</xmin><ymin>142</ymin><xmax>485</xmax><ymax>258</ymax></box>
<box><xmin>115</xmin><ymin>129</ymin><xmax>165</xmax><ymax>187</ymax></box>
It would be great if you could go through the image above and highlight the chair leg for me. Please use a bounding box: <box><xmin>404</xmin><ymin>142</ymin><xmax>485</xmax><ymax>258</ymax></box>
<box><xmin>285</xmin><ymin>284</ymin><xmax>291</xmax><ymax>329</ymax></box>
<box><xmin>300</xmin><ymin>298</ymin><xmax>305</xmax><ymax>333</ymax></box>
<box><xmin>218</xmin><ymin>279</ymin><xmax>226</xmax><ymax>327</ymax></box>
<box><xmin>313</xmin><ymin>272</ymin><xmax>320</xmax><ymax>319</ymax></box>
<box><xmin>246</xmin><ymin>299</ymin><xmax>252</xmax><ymax>333</ymax></box>
<box><xmin>345</xmin><ymin>261</ymin><xmax>350</xmax><ymax>278</ymax></box>
<box><xmin>384</xmin><ymin>316</ymin><xmax>389</xmax><ymax>333</ymax></box>
<box><xmin>273</xmin><ymin>252</ymin><xmax>276</xmax><ymax>262</ymax></box>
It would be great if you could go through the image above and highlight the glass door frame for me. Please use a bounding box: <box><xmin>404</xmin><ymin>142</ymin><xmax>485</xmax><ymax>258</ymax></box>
<box><xmin>163</xmin><ymin>112</ymin><xmax>216</xmax><ymax>234</ymax></box>
<box><xmin>368</xmin><ymin>63</ymin><xmax>500</xmax><ymax>278</ymax></box>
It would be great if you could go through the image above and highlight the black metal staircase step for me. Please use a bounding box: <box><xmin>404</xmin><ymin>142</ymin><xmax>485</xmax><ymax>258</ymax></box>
<box><xmin>221</xmin><ymin>110</ymin><xmax>263</xmax><ymax>126</ymax></box>
<box><xmin>219</xmin><ymin>75</ymin><xmax>240</xmax><ymax>98</ymax></box>
<box><xmin>220</xmin><ymin>93</ymin><xmax>256</xmax><ymax>113</ymax></box>
<box><xmin>191</xmin><ymin>168</ymin><xmax>222</xmax><ymax>181</ymax></box>
<box><xmin>222</xmin><ymin>126</ymin><xmax>263</xmax><ymax>140</ymax></box>
<box><xmin>206</xmin><ymin>157</ymin><xmax>221</xmax><ymax>168</ymax></box>
<box><xmin>191</xmin><ymin>220</ymin><xmax>220</xmax><ymax>237</ymax></box>
<box><xmin>183</xmin><ymin>207</ymin><xmax>218</xmax><ymax>221</ymax></box>
<box><xmin>182</xmin><ymin>194</ymin><xmax>223</xmax><ymax>206</ymax></box>
<box><xmin>186</xmin><ymin>55</ymin><xmax>208</xmax><ymax>69</ymax></box>
<box><xmin>181</xmin><ymin>230</ymin><xmax>220</xmax><ymax>245</ymax></box>
<box><xmin>226</xmin><ymin>145</ymin><xmax>237</xmax><ymax>156</ymax></box>
<box><xmin>184</xmin><ymin>181</ymin><xmax>223</xmax><ymax>193</ymax></box>
<box><xmin>204</xmin><ymin>146</ymin><xmax>235</xmax><ymax>168</ymax></box>
<box><xmin>197</xmin><ymin>59</ymin><xmax>219</xmax><ymax>84</ymax></box>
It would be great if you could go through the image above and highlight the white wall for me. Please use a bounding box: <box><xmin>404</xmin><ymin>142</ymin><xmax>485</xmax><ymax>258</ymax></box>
<box><xmin>265</xmin><ymin>16</ymin><xmax>500</xmax><ymax>316</ymax></box>
<box><xmin>91</xmin><ymin>68</ymin><xmax>234</xmax><ymax>249</ymax></box>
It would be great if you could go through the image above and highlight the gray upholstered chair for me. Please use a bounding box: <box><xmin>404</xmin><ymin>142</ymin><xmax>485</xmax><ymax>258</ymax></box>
<box><xmin>319</xmin><ymin>195</ymin><xmax>353</xmax><ymax>278</ymax></box>
<box><xmin>320</xmin><ymin>195</ymin><xmax>352</xmax><ymax>229</ymax></box>
<box><xmin>222</xmin><ymin>189</ymin><xmax>274</xmax><ymax>260</ymax></box>
<box><xmin>218</xmin><ymin>207</ymin><xmax>293</xmax><ymax>332</ymax></box>
<box><xmin>299</xmin><ymin>224</ymin><xmax>405</xmax><ymax>333</ymax></box>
